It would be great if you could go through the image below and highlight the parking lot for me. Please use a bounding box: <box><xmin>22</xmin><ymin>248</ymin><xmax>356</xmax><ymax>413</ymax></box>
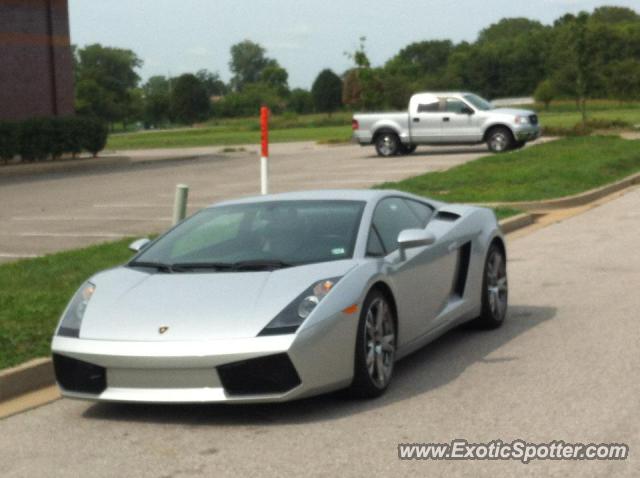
<box><xmin>0</xmin><ymin>142</ymin><xmax>494</xmax><ymax>262</ymax></box>
<box><xmin>1</xmin><ymin>183</ymin><xmax>639</xmax><ymax>477</ymax></box>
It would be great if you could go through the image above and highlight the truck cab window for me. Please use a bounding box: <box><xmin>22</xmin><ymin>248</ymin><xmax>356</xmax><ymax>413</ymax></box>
<box><xmin>417</xmin><ymin>102</ymin><xmax>439</xmax><ymax>113</ymax></box>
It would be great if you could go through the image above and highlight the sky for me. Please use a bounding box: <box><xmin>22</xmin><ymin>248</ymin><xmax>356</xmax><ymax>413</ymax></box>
<box><xmin>68</xmin><ymin>0</ymin><xmax>639</xmax><ymax>89</ymax></box>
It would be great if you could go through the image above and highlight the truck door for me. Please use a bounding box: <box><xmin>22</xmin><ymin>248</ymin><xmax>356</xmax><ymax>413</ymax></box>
<box><xmin>440</xmin><ymin>98</ymin><xmax>483</xmax><ymax>143</ymax></box>
<box><xmin>409</xmin><ymin>97</ymin><xmax>447</xmax><ymax>144</ymax></box>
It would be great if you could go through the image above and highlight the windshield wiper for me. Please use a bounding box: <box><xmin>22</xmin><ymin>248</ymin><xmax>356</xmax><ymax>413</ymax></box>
<box><xmin>128</xmin><ymin>261</ymin><xmax>174</xmax><ymax>273</ymax></box>
<box><xmin>169</xmin><ymin>262</ymin><xmax>235</xmax><ymax>272</ymax></box>
<box><xmin>230</xmin><ymin>259</ymin><xmax>295</xmax><ymax>271</ymax></box>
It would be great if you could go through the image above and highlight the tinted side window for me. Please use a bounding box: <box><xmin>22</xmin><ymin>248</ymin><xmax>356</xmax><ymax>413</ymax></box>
<box><xmin>404</xmin><ymin>199</ymin><xmax>434</xmax><ymax>227</ymax></box>
<box><xmin>417</xmin><ymin>101</ymin><xmax>440</xmax><ymax>113</ymax></box>
<box><xmin>445</xmin><ymin>98</ymin><xmax>468</xmax><ymax>113</ymax></box>
<box><xmin>372</xmin><ymin>198</ymin><xmax>423</xmax><ymax>253</ymax></box>
<box><xmin>366</xmin><ymin>227</ymin><xmax>385</xmax><ymax>257</ymax></box>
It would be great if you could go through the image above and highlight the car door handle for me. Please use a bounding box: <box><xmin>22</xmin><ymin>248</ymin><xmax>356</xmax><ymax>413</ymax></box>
<box><xmin>448</xmin><ymin>241</ymin><xmax>459</xmax><ymax>252</ymax></box>
<box><xmin>443</xmin><ymin>117</ymin><xmax>450</xmax><ymax>122</ymax></box>
<box><xmin>413</xmin><ymin>118</ymin><xmax>420</xmax><ymax>123</ymax></box>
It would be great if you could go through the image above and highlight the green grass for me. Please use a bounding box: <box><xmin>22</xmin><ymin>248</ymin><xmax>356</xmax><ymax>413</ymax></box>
<box><xmin>0</xmin><ymin>239</ymin><xmax>135</xmax><ymax>369</ymax></box>
<box><xmin>107</xmin><ymin>124</ymin><xmax>351</xmax><ymax>150</ymax></box>
<box><xmin>379</xmin><ymin>136</ymin><xmax>640</xmax><ymax>203</ymax></box>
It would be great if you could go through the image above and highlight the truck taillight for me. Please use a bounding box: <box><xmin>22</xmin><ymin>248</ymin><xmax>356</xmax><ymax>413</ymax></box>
<box><xmin>352</xmin><ymin>119</ymin><xmax>359</xmax><ymax>131</ymax></box>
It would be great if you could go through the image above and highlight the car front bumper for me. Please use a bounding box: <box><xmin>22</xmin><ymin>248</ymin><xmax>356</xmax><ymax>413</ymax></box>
<box><xmin>50</xmin><ymin>311</ymin><xmax>358</xmax><ymax>404</ymax></box>
<box><xmin>513</xmin><ymin>124</ymin><xmax>541</xmax><ymax>141</ymax></box>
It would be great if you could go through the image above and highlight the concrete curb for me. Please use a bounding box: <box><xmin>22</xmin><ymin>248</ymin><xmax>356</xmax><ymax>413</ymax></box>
<box><xmin>0</xmin><ymin>212</ymin><xmax>536</xmax><ymax>404</ymax></box>
<box><xmin>0</xmin><ymin>358</ymin><xmax>54</xmax><ymax>402</ymax></box>
<box><xmin>499</xmin><ymin>213</ymin><xmax>535</xmax><ymax>234</ymax></box>
<box><xmin>485</xmin><ymin>172</ymin><xmax>640</xmax><ymax>211</ymax></box>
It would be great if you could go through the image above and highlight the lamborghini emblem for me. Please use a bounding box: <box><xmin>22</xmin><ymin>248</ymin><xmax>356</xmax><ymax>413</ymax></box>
<box><xmin>158</xmin><ymin>326</ymin><xmax>169</xmax><ymax>335</ymax></box>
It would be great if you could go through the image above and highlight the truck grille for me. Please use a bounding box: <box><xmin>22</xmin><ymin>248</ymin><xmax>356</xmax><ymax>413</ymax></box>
<box><xmin>529</xmin><ymin>114</ymin><xmax>538</xmax><ymax>125</ymax></box>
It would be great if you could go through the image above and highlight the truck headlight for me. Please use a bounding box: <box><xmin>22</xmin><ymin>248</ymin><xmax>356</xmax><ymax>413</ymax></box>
<box><xmin>259</xmin><ymin>278</ymin><xmax>341</xmax><ymax>336</ymax></box>
<box><xmin>515</xmin><ymin>115</ymin><xmax>530</xmax><ymax>124</ymax></box>
<box><xmin>57</xmin><ymin>282</ymin><xmax>95</xmax><ymax>338</ymax></box>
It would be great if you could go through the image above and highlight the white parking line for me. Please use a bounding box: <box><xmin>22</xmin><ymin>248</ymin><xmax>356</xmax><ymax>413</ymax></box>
<box><xmin>0</xmin><ymin>232</ymin><xmax>126</xmax><ymax>238</ymax></box>
<box><xmin>93</xmin><ymin>203</ymin><xmax>209</xmax><ymax>208</ymax></box>
<box><xmin>11</xmin><ymin>216</ymin><xmax>172</xmax><ymax>222</ymax></box>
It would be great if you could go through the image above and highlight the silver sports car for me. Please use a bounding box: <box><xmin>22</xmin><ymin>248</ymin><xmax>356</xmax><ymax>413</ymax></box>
<box><xmin>51</xmin><ymin>189</ymin><xmax>508</xmax><ymax>403</ymax></box>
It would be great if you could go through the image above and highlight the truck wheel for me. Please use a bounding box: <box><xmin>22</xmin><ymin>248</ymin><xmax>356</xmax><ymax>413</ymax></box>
<box><xmin>487</xmin><ymin>127</ymin><xmax>514</xmax><ymax>153</ymax></box>
<box><xmin>375</xmin><ymin>133</ymin><xmax>400</xmax><ymax>157</ymax></box>
<box><xmin>512</xmin><ymin>140</ymin><xmax>526</xmax><ymax>150</ymax></box>
<box><xmin>399</xmin><ymin>144</ymin><xmax>417</xmax><ymax>155</ymax></box>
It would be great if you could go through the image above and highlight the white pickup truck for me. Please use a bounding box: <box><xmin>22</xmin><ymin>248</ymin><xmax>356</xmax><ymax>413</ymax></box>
<box><xmin>352</xmin><ymin>92</ymin><xmax>541</xmax><ymax>156</ymax></box>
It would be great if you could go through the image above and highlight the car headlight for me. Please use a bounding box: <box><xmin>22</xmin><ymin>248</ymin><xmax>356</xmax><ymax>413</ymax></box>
<box><xmin>515</xmin><ymin>115</ymin><xmax>530</xmax><ymax>124</ymax></box>
<box><xmin>57</xmin><ymin>282</ymin><xmax>95</xmax><ymax>338</ymax></box>
<box><xmin>258</xmin><ymin>277</ymin><xmax>341</xmax><ymax>336</ymax></box>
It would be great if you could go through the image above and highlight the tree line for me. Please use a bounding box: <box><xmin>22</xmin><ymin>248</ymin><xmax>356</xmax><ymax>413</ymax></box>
<box><xmin>73</xmin><ymin>5</ymin><xmax>640</xmax><ymax>129</ymax></box>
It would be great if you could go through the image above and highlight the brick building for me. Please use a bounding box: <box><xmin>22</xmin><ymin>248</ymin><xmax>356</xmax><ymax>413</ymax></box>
<box><xmin>0</xmin><ymin>0</ymin><xmax>74</xmax><ymax>121</ymax></box>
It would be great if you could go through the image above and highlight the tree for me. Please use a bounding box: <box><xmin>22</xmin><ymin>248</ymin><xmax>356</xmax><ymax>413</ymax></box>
<box><xmin>606</xmin><ymin>59</ymin><xmax>640</xmax><ymax>102</ymax></box>
<box><xmin>143</xmin><ymin>76</ymin><xmax>171</xmax><ymax>127</ymax></box>
<box><xmin>311</xmin><ymin>69</ymin><xmax>343</xmax><ymax>115</ymax></box>
<box><xmin>591</xmin><ymin>6</ymin><xmax>640</xmax><ymax>24</ymax></box>
<box><xmin>196</xmin><ymin>69</ymin><xmax>227</xmax><ymax>96</ymax></box>
<box><xmin>229</xmin><ymin>40</ymin><xmax>271</xmax><ymax>91</ymax></box>
<box><xmin>287</xmin><ymin>88</ymin><xmax>314</xmax><ymax>114</ymax></box>
<box><xmin>260</xmin><ymin>63</ymin><xmax>289</xmax><ymax>97</ymax></box>
<box><xmin>534</xmin><ymin>79</ymin><xmax>556</xmax><ymax>110</ymax></box>
<box><xmin>170</xmin><ymin>74</ymin><xmax>211</xmax><ymax>124</ymax></box>
<box><xmin>75</xmin><ymin>44</ymin><xmax>142</xmax><ymax>127</ymax></box>
<box><xmin>385</xmin><ymin>40</ymin><xmax>454</xmax><ymax>81</ymax></box>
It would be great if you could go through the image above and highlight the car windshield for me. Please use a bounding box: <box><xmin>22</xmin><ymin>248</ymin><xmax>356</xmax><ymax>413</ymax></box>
<box><xmin>463</xmin><ymin>93</ymin><xmax>493</xmax><ymax>111</ymax></box>
<box><xmin>132</xmin><ymin>200</ymin><xmax>366</xmax><ymax>270</ymax></box>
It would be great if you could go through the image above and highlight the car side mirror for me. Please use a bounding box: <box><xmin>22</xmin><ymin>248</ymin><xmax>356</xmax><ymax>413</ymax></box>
<box><xmin>129</xmin><ymin>238</ymin><xmax>151</xmax><ymax>252</ymax></box>
<box><xmin>397</xmin><ymin>229</ymin><xmax>436</xmax><ymax>250</ymax></box>
<box><xmin>461</xmin><ymin>106</ymin><xmax>474</xmax><ymax>115</ymax></box>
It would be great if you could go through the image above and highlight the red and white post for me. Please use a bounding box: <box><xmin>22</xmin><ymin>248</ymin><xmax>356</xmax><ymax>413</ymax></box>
<box><xmin>260</xmin><ymin>106</ymin><xmax>269</xmax><ymax>195</ymax></box>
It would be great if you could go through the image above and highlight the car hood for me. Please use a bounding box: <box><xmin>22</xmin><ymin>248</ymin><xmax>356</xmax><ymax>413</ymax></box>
<box><xmin>79</xmin><ymin>260</ymin><xmax>358</xmax><ymax>341</ymax></box>
<box><xmin>490</xmin><ymin>107</ymin><xmax>536</xmax><ymax>117</ymax></box>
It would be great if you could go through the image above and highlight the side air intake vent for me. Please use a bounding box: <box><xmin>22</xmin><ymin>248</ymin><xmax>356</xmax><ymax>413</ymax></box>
<box><xmin>53</xmin><ymin>354</ymin><xmax>107</xmax><ymax>395</ymax></box>
<box><xmin>217</xmin><ymin>353</ymin><xmax>301</xmax><ymax>395</ymax></box>
<box><xmin>435</xmin><ymin>210</ymin><xmax>461</xmax><ymax>221</ymax></box>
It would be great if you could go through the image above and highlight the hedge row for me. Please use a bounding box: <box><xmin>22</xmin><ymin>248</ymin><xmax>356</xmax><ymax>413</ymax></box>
<box><xmin>0</xmin><ymin>116</ymin><xmax>108</xmax><ymax>163</ymax></box>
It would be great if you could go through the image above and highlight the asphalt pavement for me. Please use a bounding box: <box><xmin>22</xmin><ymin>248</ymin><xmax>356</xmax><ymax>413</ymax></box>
<box><xmin>1</xmin><ymin>183</ymin><xmax>638</xmax><ymax>477</ymax></box>
<box><xmin>0</xmin><ymin>141</ymin><xmax>497</xmax><ymax>262</ymax></box>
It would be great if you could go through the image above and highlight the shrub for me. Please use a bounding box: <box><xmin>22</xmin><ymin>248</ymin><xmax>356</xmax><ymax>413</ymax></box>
<box><xmin>19</xmin><ymin>118</ymin><xmax>53</xmax><ymax>161</ymax></box>
<box><xmin>0</xmin><ymin>121</ymin><xmax>19</xmax><ymax>163</ymax></box>
<box><xmin>80</xmin><ymin>117</ymin><xmax>108</xmax><ymax>157</ymax></box>
<box><xmin>60</xmin><ymin>116</ymin><xmax>84</xmax><ymax>158</ymax></box>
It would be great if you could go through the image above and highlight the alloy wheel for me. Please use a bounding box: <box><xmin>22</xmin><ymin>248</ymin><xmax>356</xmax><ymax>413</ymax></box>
<box><xmin>364</xmin><ymin>298</ymin><xmax>395</xmax><ymax>388</ymax></box>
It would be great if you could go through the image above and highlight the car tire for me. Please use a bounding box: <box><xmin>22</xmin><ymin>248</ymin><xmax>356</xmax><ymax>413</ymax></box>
<box><xmin>512</xmin><ymin>140</ymin><xmax>526</xmax><ymax>150</ymax></box>
<box><xmin>471</xmin><ymin>243</ymin><xmax>508</xmax><ymax>329</ymax></box>
<box><xmin>487</xmin><ymin>127</ymin><xmax>514</xmax><ymax>153</ymax></box>
<box><xmin>348</xmin><ymin>290</ymin><xmax>396</xmax><ymax>398</ymax></box>
<box><xmin>375</xmin><ymin>133</ymin><xmax>400</xmax><ymax>157</ymax></box>
<box><xmin>398</xmin><ymin>144</ymin><xmax>417</xmax><ymax>155</ymax></box>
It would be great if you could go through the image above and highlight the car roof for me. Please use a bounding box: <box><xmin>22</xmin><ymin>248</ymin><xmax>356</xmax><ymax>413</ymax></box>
<box><xmin>208</xmin><ymin>189</ymin><xmax>441</xmax><ymax>208</ymax></box>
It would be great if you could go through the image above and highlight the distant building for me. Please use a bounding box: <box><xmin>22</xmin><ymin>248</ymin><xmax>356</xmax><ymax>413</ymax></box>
<box><xmin>0</xmin><ymin>0</ymin><xmax>74</xmax><ymax>121</ymax></box>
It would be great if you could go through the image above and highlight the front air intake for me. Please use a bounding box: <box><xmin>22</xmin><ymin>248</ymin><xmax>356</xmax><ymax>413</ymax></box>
<box><xmin>217</xmin><ymin>353</ymin><xmax>301</xmax><ymax>395</ymax></box>
<box><xmin>53</xmin><ymin>354</ymin><xmax>107</xmax><ymax>395</ymax></box>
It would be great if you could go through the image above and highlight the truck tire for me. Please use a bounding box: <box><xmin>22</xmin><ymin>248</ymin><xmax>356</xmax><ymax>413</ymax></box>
<box><xmin>512</xmin><ymin>140</ymin><xmax>526</xmax><ymax>150</ymax></box>
<box><xmin>399</xmin><ymin>144</ymin><xmax>417</xmax><ymax>155</ymax></box>
<box><xmin>486</xmin><ymin>127</ymin><xmax>514</xmax><ymax>153</ymax></box>
<box><xmin>375</xmin><ymin>133</ymin><xmax>400</xmax><ymax>157</ymax></box>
